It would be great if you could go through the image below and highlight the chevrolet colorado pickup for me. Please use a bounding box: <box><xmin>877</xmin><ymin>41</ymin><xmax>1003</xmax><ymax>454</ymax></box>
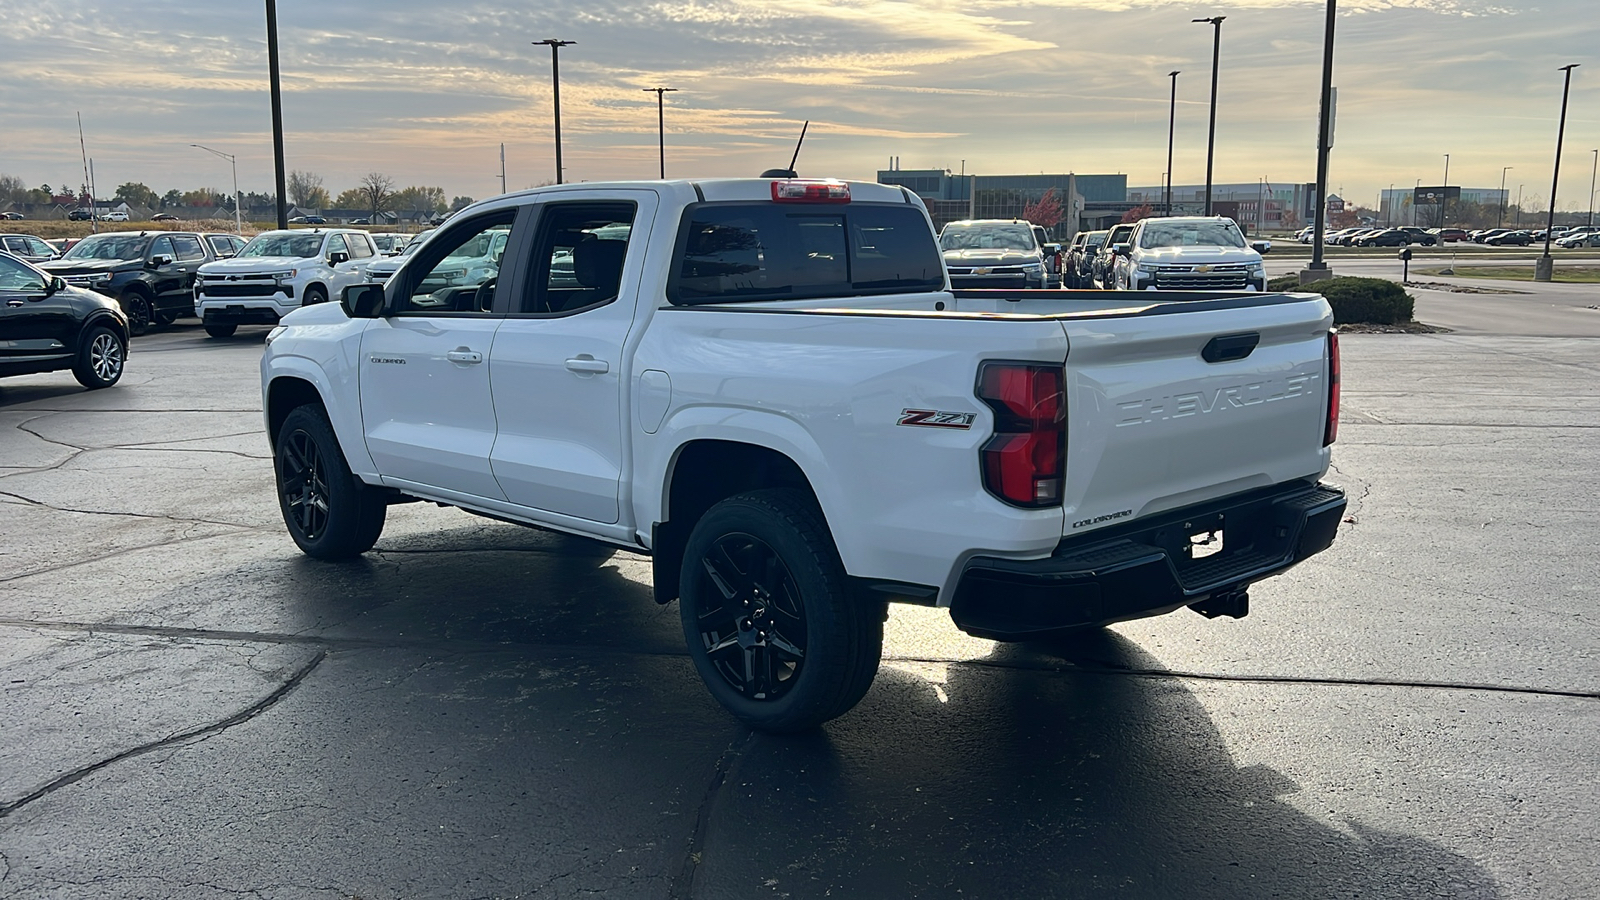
<box><xmin>260</xmin><ymin>177</ymin><xmax>1345</xmax><ymax>732</ymax></box>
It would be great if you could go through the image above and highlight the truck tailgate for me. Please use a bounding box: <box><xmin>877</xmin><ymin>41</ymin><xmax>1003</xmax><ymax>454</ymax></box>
<box><xmin>1059</xmin><ymin>296</ymin><xmax>1333</xmax><ymax>538</ymax></box>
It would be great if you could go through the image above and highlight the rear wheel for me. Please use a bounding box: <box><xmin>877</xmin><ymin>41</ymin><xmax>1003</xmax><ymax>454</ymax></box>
<box><xmin>274</xmin><ymin>404</ymin><xmax>386</xmax><ymax>559</ymax></box>
<box><xmin>679</xmin><ymin>489</ymin><xmax>883</xmax><ymax>733</ymax></box>
<box><xmin>71</xmin><ymin>326</ymin><xmax>125</xmax><ymax>389</ymax></box>
<box><xmin>204</xmin><ymin>321</ymin><xmax>238</xmax><ymax>339</ymax></box>
<box><xmin>120</xmin><ymin>290</ymin><xmax>153</xmax><ymax>336</ymax></box>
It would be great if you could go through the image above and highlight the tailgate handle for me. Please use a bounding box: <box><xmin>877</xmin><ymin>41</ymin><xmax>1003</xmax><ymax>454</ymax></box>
<box><xmin>1202</xmin><ymin>332</ymin><xmax>1260</xmax><ymax>363</ymax></box>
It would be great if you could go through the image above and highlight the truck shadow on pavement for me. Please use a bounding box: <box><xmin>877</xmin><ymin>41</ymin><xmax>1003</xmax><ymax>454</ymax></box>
<box><xmin>238</xmin><ymin>527</ymin><xmax>1503</xmax><ymax>900</ymax></box>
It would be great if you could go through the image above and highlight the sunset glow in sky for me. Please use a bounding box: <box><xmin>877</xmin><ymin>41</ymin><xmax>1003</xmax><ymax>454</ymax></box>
<box><xmin>1</xmin><ymin>0</ymin><xmax>1596</xmax><ymax>211</ymax></box>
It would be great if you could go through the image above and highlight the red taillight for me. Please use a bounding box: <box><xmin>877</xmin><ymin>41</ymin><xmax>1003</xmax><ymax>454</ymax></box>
<box><xmin>1324</xmin><ymin>330</ymin><xmax>1340</xmax><ymax>446</ymax></box>
<box><xmin>771</xmin><ymin>180</ymin><xmax>851</xmax><ymax>203</ymax></box>
<box><xmin>977</xmin><ymin>363</ymin><xmax>1066</xmax><ymax>507</ymax></box>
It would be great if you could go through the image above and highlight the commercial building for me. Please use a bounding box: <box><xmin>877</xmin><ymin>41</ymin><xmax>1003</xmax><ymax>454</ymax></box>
<box><xmin>1125</xmin><ymin>182</ymin><xmax>1320</xmax><ymax>233</ymax></box>
<box><xmin>875</xmin><ymin>169</ymin><xmax>1133</xmax><ymax>240</ymax></box>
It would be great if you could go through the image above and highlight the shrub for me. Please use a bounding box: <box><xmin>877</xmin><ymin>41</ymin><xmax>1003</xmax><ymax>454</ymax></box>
<box><xmin>1268</xmin><ymin>275</ymin><xmax>1414</xmax><ymax>324</ymax></box>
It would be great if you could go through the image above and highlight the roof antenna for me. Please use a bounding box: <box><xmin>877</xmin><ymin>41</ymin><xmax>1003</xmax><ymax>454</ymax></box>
<box><xmin>761</xmin><ymin>120</ymin><xmax>809</xmax><ymax>178</ymax></box>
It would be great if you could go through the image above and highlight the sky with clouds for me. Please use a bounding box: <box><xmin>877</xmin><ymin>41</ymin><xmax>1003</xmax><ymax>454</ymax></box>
<box><xmin>1</xmin><ymin>0</ymin><xmax>1596</xmax><ymax>212</ymax></box>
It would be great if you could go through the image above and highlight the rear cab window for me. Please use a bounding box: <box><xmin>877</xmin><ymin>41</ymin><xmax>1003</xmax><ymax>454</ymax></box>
<box><xmin>668</xmin><ymin>203</ymin><xmax>943</xmax><ymax>305</ymax></box>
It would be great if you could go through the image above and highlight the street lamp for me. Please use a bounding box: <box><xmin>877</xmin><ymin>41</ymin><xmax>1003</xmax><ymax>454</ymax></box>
<box><xmin>1166</xmin><ymin>70</ymin><xmax>1179</xmax><ymax>217</ymax></box>
<box><xmin>642</xmin><ymin>87</ymin><xmax>678</xmax><ymax>179</ymax></box>
<box><xmin>534</xmin><ymin>39</ymin><xmax>576</xmax><ymax>184</ymax></box>
<box><xmin>1537</xmin><ymin>63</ymin><xmax>1580</xmax><ymax>282</ymax></box>
<box><xmin>1192</xmin><ymin>17</ymin><xmax>1225</xmax><ymax>215</ymax></box>
<box><xmin>1516</xmin><ymin>184</ymin><xmax>1523</xmax><ymax>226</ymax></box>
<box><xmin>1498</xmin><ymin>166</ymin><xmax>1512</xmax><ymax>228</ymax></box>
<box><xmin>1441</xmin><ymin>153</ymin><xmax>1450</xmax><ymax>227</ymax></box>
<box><xmin>1588</xmin><ymin>149</ymin><xmax>1597</xmax><ymax>229</ymax></box>
<box><xmin>1304</xmin><ymin>0</ymin><xmax>1336</xmax><ymax>281</ymax></box>
<box><xmin>190</xmin><ymin>144</ymin><xmax>241</xmax><ymax>235</ymax></box>
<box><xmin>1387</xmin><ymin>182</ymin><xmax>1394</xmax><ymax>226</ymax></box>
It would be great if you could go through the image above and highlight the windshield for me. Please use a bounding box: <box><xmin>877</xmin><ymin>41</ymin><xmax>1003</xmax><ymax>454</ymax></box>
<box><xmin>238</xmin><ymin>233</ymin><xmax>325</xmax><ymax>259</ymax></box>
<box><xmin>939</xmin><ymin>223</ymin><xmax>1035</xmax><ymax>252</ymax></box>
<box><xmin>1137</xmin><ymin>220</ymin><xmax>1246</xmax><ymax>249</ymax></box>
<box><xmin>397</xmin><ymin>229</ymin><xmax>434</xmax><ymax>257</ymax></box>
<box><xmin>62</xmin><ymin>235</ymin><xmax>148</xmax><ymax>261</ymax></box>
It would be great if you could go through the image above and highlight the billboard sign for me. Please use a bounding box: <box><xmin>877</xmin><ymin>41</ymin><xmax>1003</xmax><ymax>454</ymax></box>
<box><xmin>1414</xmin><ymin>186</ymin><xmax>1460</xmax><ymax>206</ymax></box>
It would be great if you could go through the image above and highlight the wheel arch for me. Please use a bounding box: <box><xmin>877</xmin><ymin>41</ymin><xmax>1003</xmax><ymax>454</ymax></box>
<box><xmin>303</xmin><ymin>281</ymin><xmax>330</xmax><ymax>303</ymax></box>
<box><xmin>651</xmin><ymin>439</ymin><xmax>824</xmax><ymax>604</ymax></box>
<box><xmin>262</xmin><ymin>364</ymin><xmax>379</xmax><ymax>481</ymax></box>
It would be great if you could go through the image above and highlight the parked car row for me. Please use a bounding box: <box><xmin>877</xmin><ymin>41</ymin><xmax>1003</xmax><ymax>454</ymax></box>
<box><xmin>35</xmin><ymin>230</ymin><xmax>245</xmax><ymax>335</ymax></box>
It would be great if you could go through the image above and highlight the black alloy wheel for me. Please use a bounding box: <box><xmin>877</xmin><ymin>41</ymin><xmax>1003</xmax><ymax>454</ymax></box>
<box><xmin>680</xmin><ymin>489</ymin><xmax>883</xmax><ymax>733</ymax></box>
<box><xmin>205</xmin><ymin>321</ymin><xmax>237</xmax><ymax>338</ymax></box>
<box><xmin>121</xmin><ymin>290</ymin><xmax>152</xmax><ymax>336</ymax></box>
<box><xmin>274</xmin><ymin>405</ymin><xmax>386</xmax><ymax>559</ymax></box>
<box><xmin>72</xmin><ymin>326</ymin><xmax>125</xmax><ymax>389</ymax></box>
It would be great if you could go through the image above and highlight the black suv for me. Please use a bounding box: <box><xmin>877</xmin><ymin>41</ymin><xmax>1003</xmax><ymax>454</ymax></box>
<box><xmin>0</xmin><ymin>251</ymin><xmax>129</xmax><ymax>389</ymax></box>
<box><xmin>39</xmin><ymin>230</ymin><xmax>226</xmax><ymax>335</ymax></box>
<box><xmin>1065</xmin><ymin>229</ymin><xmax>1107</xmax><ymax>288</ymax></box>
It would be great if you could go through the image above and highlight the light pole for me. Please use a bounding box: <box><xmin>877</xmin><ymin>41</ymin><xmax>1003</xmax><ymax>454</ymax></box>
<box><xmin>1441</xmin><ymin>153</ymin><xmax>1450</xmax><ymax>227</ymax></box>
<box><xmin>642</xmin><ymin>87</ymin><xmax>677</xmax><ymax>179</ymax></box>
<box><xmin>1192</xmin><ymin>17</ymin><xmax>1225</xmax><ymax>215</ymax></box>
<box><xmin>1516</xmin><ymin>184</ymin><xmax>1523</xmax><ymax>226</ymax></box>
<box><xmin>1588</xmin><ymin>149</ymin><xmax>1597</xmax><ymax>228</ymax></box>
<box><xmin>191</xmin><ymin>144</ymin><xmax>241</xmax><ymax>234</ymax></box>
<box><xmin>1303</xmin><ymin>0</ymin><xmax>1335</xmax><ymax>282</ymax></box>
<box><xmin>534</xmin><ymin>39</ymin><xmax>576</xmax><ymax>184</ymax></box>
<box><xmin>1412</xmin><ymin>178</ymin><xmax>1420</xmax><ymax>226</ymax></box>
<box><xmin>1537</xmin><ymin>63</ymin><xmax>1580</xmax><ymax>281</ymax></box>
<box><xmin>1166</xmin><ymin>70</ymin><xmax>1179</xmax><ymax>217</ymax></box>
<box><xmin>1387</xmin><ymin>182</ymin><xmax>1394</xmax><ymax>226</ymax></box>
<box><xmin>264</xmin><ymin>0</ymin><xmax>287</xmax><ymax>228</ymax></box>
<box><xmin>1499</xmin><ymin>166</ymin><xmax>1512</xmax><ymax>228</ymax></box>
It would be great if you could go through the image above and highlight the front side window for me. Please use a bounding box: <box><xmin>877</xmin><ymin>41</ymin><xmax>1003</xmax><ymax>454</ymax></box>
<box><xmin>0</xmin><ymin>254</ymin><xmax>46</xmax><ymax>291</ymax></box>
<box><xmin>346</xmin><ymin>234</ymin><xmax>373</xmax><ymax>259</ymax></box>
<box><xmin>325</xmin><ymin>234</ymin><xmax>349</xmax><ymax>258</ymax></box>
<box><xmin>170</xmin><ymin>234</ymin><xmax>205</xmax><ymax>261</ymax></box>
<box><xmin>397</xmin><ymin>211</ymin><xmax>516</xmax><ymax>315</ymax></box>
<box><xmin>150</xmin><ymin>236</ymin><xmax>177</xmax><ymax>261</ymax></box>
<box><xmin>672</xmin><ymin>203</ymin><xmax>941</xmax><ymax>305</ymax></box>
<box><xmin>239</xmin><ymin>233</ymin><xmax>324</xmax><ymax>259</ymax></box>
<box><xmin>27</xmin><ymin>237</ymin><xmax>53</xmax><ymax>256</ymax></box>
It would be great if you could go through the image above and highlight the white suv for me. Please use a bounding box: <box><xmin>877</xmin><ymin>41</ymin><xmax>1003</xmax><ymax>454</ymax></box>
<box><xmin>195</xmin><ymin>229</ymin><xmax>378</xmax><ymax>337</ymax></box>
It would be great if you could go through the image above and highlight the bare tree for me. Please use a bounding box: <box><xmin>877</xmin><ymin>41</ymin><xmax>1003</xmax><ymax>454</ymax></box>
<box><xmin>359</xmin><ymin>172</ymin><xmax>396</xmax><ymax>220</ymax></box>
<box><xmin>287</xmin><ymin>170</ymin><xmax>328</xmax><ymax>209</ymax></box>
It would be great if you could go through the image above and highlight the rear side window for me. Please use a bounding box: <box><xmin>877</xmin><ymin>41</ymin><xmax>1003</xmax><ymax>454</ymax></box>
<box><xmin>670</xmin><ymin>203</ymin><xmax>942</xmax><ymax>305</ymax></box>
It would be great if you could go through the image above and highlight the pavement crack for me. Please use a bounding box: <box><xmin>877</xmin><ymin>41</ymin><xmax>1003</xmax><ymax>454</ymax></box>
<box><xmin>0</xmin><ymin>526</ymin><xmax>266</xmax><ymax>585</ymax></box>
<box><xmin>0</xmin><ymin>488</ymin><xmax>260</xmax><ymax>531</ymax></box>
<box><xmin>0</xmin><ymin>650</ymin><xmax>326</xmax><ymax>821</ymax></box>
<box><xmin>669</xmin><ymin>734</ymin><xmax>751</xmax><ymax>900</ymax></box>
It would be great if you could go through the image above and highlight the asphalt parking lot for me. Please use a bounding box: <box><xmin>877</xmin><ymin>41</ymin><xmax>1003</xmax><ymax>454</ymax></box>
<box><xmin>2</xmin><ymin>287</ymin><xmax>1597</xmax><ymax>898</ymax></box>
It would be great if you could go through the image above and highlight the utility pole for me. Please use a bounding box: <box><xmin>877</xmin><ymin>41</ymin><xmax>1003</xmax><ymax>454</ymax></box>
<box><xmin>1536</xmin><ymin>64</ymin><xmax>1579</xmax><ymax>281</ymax></box>
<box><xmin>265</xmin><ymin>0</ymin><xmax>287</xmax><ymax>228</ymax></box>
<box><xmin>642</xmin><ymin>87</ymin><xmax>677</xmax><ymax>179</ymax></box>
<box><xmin>1588</xmin><ymin>149</ymin><xmax>1597</xmax><ymax>228</ymax></box>
<box><xmin>1166</xmin><ymin>70</ymin><xmax>1179</xmax><ymax>217</ymax></box>
<box><xmin>1192</xmin><ymin>17</ymin><xmax>1225</xmax><ymax>215</ymax></box>
<box><xmin>500</xmin><ymin>143</ymin><xmax>507</xmax><ymax>195</ymax></box>
<box><xmin>534</xmin><ymin>40</ymin><xmax>576</xmax><ymax>184</ymax></box>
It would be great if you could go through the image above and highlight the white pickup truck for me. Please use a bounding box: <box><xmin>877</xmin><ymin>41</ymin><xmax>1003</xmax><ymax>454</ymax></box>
<box><xmin>260</xmin><ymin>177</ymin><xmax>1345</xmax><ymax>732</ymax></box>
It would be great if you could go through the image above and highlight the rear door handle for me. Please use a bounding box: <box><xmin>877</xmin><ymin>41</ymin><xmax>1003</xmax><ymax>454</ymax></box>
<box><xmin>565</xmin><ymin>356</ymin><xmax>609</xmax><ymax>374</ymax></box>
<box><xmin>446</xmin><ymin>349</ymin><xmax>483</xmax><ymax>364</ymax></box>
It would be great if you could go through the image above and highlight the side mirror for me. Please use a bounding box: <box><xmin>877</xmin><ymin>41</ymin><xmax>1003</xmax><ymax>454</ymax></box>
<box><xmin>46</xmin><ymin>276</ymin><xmax>64</xmax><ymax>295</ymax></box>
<box><xmin>1251</xmin><ymin>240</ymin><xmax>1272</xmax><ymax>254</ymax></box>
<box><xmin>329</xmin><ymin>251</ymin><xmax>350</xmax><ymax>265</ymax></box>
<box><xmin>341</xmin><ymin>283</ymin><xmax>386</xmax><ymax>319</ymax></box>
<box><xmin>1111</xmin><ymin>243</ymin><xmax>1131</xmax><ymax>256</ymax></box>
<box><xmin>147</xmin><ymin>254</ymin><xmax>173</xmax><ymax>268</ymax></box>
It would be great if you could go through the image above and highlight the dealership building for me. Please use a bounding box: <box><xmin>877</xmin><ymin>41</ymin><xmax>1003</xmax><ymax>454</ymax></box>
<box><xmin>875</xmin><ymin>169</ymin><xmax>1137</xmax><ymax>240</ymax></box>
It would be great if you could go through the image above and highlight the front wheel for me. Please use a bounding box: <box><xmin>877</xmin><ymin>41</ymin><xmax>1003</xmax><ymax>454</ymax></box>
<box><xmin>72</xmin><ymin>325</ymin><xmax>125</xmax><ymax>389</ymax></box>
<box><xmin>121</xmin><ymin>290</ymin><xmax>153</xmax><ymax>336</ymax></box>
<box><xmin>204</xmin><ymin>321</ymin><xmax>237</xmax><ymax>339</ymax></box>
<box><xmin>303</xmin><ymin>285</ymin><xmax>328</xmax><ymax>306</ymax></box>
<box><xmin>274</xmin><ymin>404</ymin><xmax>386</xmax><ymax>559</ymax></box>
<box><xmin>679</xmin><ymin>489</ymin><xmax>883</xmax><ymax>733</ymax></box>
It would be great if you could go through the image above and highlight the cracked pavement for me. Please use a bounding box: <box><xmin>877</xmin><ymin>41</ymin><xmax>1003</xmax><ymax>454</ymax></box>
<box><xmin>0</xmin><ymin>322</ymin><xmax>1595</xmax><ymax>899</ymax></box>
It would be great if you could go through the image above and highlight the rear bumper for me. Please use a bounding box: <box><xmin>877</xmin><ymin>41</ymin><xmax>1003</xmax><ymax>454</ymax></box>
<box><xmin>949</xmin><ymin>480</ymin><xmax>1345</xmax><ymax>640</ymax></box>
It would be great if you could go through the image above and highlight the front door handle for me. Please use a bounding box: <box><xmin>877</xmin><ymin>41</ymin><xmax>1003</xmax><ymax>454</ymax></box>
<box><xmin>446</xmin><ymin>349</ymin><xmax>483</xmax><ymax>365</ymax></box>
<box><xmin>565</xmin><ymin>356</ymin><xmax>609</xmax><ymax>374</ymax></box>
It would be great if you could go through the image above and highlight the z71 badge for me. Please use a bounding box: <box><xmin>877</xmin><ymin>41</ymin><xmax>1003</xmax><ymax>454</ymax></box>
<box><xmin>898</xmin><ymin>409</ymin><xmax>977</xmax><ymax>429</ymax></box>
